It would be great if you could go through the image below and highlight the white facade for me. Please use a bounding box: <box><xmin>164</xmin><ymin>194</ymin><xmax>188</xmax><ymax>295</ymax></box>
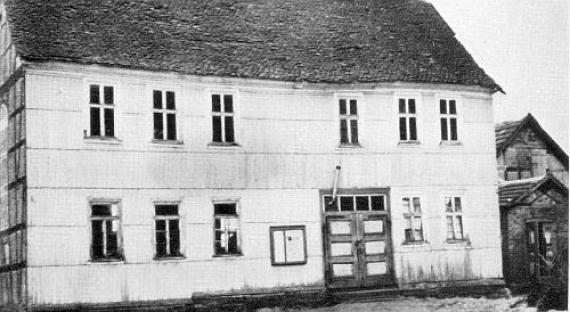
<box><xmin>24</xmin><ymin>62</ymin><xmax>503</xmax><ymax>306</ymax></box>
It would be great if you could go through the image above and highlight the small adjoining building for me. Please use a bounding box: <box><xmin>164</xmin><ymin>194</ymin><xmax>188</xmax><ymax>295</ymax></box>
<box><xmin>0</xmin><ymin>0</ymin><xmax>505</xmax><ymax>310</ymax></box>
<box><xmin>496</xmin><ymin>114</ymin><xmax>568</xmax><ymax>286</ymax></box>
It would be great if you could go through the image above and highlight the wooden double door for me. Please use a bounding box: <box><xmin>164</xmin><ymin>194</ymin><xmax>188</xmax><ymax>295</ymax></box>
<box><xmin>324</xmin><ymin>210</ymin><xmax>394</xmax><ymax>289</ymax></box>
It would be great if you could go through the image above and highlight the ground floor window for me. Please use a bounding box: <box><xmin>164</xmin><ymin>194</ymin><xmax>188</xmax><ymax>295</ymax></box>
<box><xmin>402</xmin><ymin>197</ymin><xmax>424</xmax><ymax>243</ymax></box>
<box><xmin>90</xmin><ymin>202</ymin><xmax>122</xmax><ymax>261</ymax></box>
<box><xmin>444</xmin><ymin>196</ymin><xmax>464</xmax><ymax>241</ymax></box>
<box><xmin>155</xmin><ymin>204</ymin><xmax>182</xmax><ymax>258</ymax></box>
<box><xmin>214</xmin><ymin>202</ymin><xmax>240</xmax><ymax>255</ymax></box>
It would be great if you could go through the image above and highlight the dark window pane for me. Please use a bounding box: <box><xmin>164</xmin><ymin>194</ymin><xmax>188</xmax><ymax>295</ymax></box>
<box><xmin>103</xmin><ymin>86</ymin><xmax>114</xmax><ymax>104</ymax></box>
<box><xmin>92</xmin><ymin>205</ymin><xmax>111</xmax><ymax>216</ymax></box>
<box><xmin>155</xmin><ymin>205</ymin><xmax>178</xmax><ymax>216</ymax></box>
<box><xmin>156</xmin><ymin>230</ymin><xmax>166</xmax><ymax>256</ymax></box>
<box><xmin>340</xmin><ymin>120</ymin><xmax>348</xmax><ymax>144</ymax></box>
<box><xmin>212</xmin><ymin>116</ymin><xmax>222</xmax><ymax>142</ymax></box>
<box><xmin>223</xmin><ymin>95</ymin><xmax>233</xmax><ymax>113</ymax></box>
<box><xmin>90</xmin><ymin>107</ymin><xmax>101</xmax><ymax>136</ymax></box>
<box><xmin>350</xmin><ymin>120</ymin><xmax>358</xmax><ymax>144</ymax></box>
<box><xmin>153</xmin><ymin>90</ymin><xmax>162</xmax><ymax>109</ymax></box>
<box><xmin>324</xmin><ymin>196</ymin><xmax>337</xmax><ymax>211</ymax></box>
<box><xmin>408</xmin><ymin>99</ymin><xmax>416</xmax><ymax>114</ymax></box>
<box><xmin>340</xmin><ymin>197</ymin><xmax>354</xmax><ymax>211</ymax></box>
<box><xmin>169</xmin><ymin>221</ymin><xmax>180</xmax><ymax>255</ymax></box>
<box><xmin>399</xmin><ymin>117</ymin><xmax>407</xmax><ymax>140</ymax></box>
<box><xmin>371</xmin><ymin>196</ymin><xmax>385</xmax><ymax>211</ymax></box>
<box><xmin>405</xmin><ymin>229</ymin><xmax>414</xmax><ymax>242</ymax></box>
<box><xmin>91</xmin><ymin>220</ymin><xmax>104</xmax><ymax>258</ymax></box>
<box><xmin>166</xmin><ymin>91</ymin><xmax>175</xmax><ymax>109</ymax></box>
<box><xmin>449</xmin><ymin>100</ymin><xmax>457</xmax><ymax>114</ymax></box>
<box><xmin>440</xmin><ymin>118</ymin><xmax>448</xmax><ymax>140</ymax></box>
<box><xmin>440</xmin><ymin>100</ymin><xmax>447</xmax><ymax>114</ymax></box>
<box><xmin>413</xmin><ymin>197</ymin><xmax>421</xmax><ymax>213</ymax></box>
<box><xmin>156</xmin><ymin>220</ymin><xmax>166</xmax><ymax>231</ymax></box>
<box><xmin>104</xmin><ymin>108</ymin><xmax>114</xmax><ymax>137</ymax></box>
<box><xmin>349</xmin><ymin>100</ymin><xmax>357</xmax><ymax>115</ymax></box>
<box><xmin>214</xmin><ymin>203</ymin><xmax>236</xmax><ymax>215</ymax></box>
<box><xmin>154</xmin><ymin>113</ymin><xmax>164</xmax><ymax>140</ymax></box>
<box><xmin>409</xmin><ymin>117</ymin><xmax>417</xmax><ymax>140</ymax></box>
<box><xmin>454</xmin><ymin>216</ymin><xmax>463</xmax><ymax>239</ymax></box>
<box><xmin>398</xmin><ymin>99</ymin><xmax>406</xmax><ymax>113</ymax></box>
<box><xmin>450</xmin><ymin>118</ymin><xmax>457</xmax><ymax>141</ymax></box>
<box><xmin>225</xmin><ymin>116</ymin><xmax>235</xmax><ymax>143</ymax></box>
<box><xmin>356</xmin><ymin>196</ymin><xmax>369</xmax><ymax>211</ymax></box>
<box><xmin>106</xmin><ymin>221</ymin><xmax>118</xmax><ymax>256</ymax></box>
<box><xmin>214</xmin><ymin>239</ymin><xmax>224</xmax><ymax>254</ymax></box>
<box><xmin>90</xmin><ymin>85</ymin><xmax>100</xmax><ymax>104</ymax></box>
<box><xmin>339</xmin><ymin>99</ymin><xmax>347</xmax><ymax>115</ymax></box>
<box><xmin>212</xmin><ymin>94</ymin><xmax>221</xmax><ymax>112</ymax></box>
<box><xmin>167</xmin><ymin>113</ymin><xmax>177</xmax><ymax>140</ymax></box>
<box><xmin>454</xmin><ymin>197</ymin><xmax>462</xmax><ymax>212</ymax></box>
<box><xmin>214</xmin><ymin>218</ymin><xmax>221</xmax><ymax>229</ymax></box>
<box><xmin>228</xmin><ymin>231</ymin><xmax>238</xmax><ymax>253</ymax></box>
<box><xmin>445</xmin><ymin>197</ymin><xmax>453</xmax><ymax>212</ymax></box>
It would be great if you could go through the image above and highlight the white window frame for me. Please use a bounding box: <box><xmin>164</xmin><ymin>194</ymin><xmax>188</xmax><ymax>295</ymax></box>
<box><xmin>88</xmin><ymin>199</ymin><xmax>122</xmax><ymax>261</ymax></box>
<box><xmin>152</xmin><ymin>90</ymin><xmax>179</xmax><ymax>142</ymax></box>
<box><xmin>153</xmin><ymin>202</ymin><xmax>184</xmax><ymax>259</ymax></box>
<box><xmin>401</xmin><ymin>196</ymin><xmax>425</xmax><ymax>244</ymax></box>
<box><xmin>395</xmin><ymin>94</ymin><xmax>421</xmax><ymax>143</ymax></box>
<box><xmin>88</xmin><ymin>84</ymin><xmax>116</xmax><ymax>138</ymax></box>
<box><xmin>444</xmin><ymin>195</ymin><xmax>466</xmax><ymax>242</ymax></box>
<box><xmin>439</xmin><ymin>98</ymin><xmax>459</xmax><ymax>142</ymax></box>
<box><xmin>210</xmin><ymin>92</ymin><xmax>238</xmax><ymax>145</ymax></box>
<box><xmin>337</xmin><ymin>97</ymin><xmax>360</xmax><ymax>146</ymax></box>
<box><xmin>212</xmin><ymin>199</ymin><xmax>241</xmax><ymax>256</ymax></box>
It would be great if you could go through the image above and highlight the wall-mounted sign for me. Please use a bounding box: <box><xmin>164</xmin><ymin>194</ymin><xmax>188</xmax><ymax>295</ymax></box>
<box><xmin>269</xmin><ymin>225</ymin><xmax>307</xmax><ymax>266</ymax></box>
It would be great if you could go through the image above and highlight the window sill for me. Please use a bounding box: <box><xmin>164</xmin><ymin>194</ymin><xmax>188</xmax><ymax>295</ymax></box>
<box><xmin>84</xmin><ymin>136</ymin><xmax>122</xmax><ymax>145</ymax></box>
<box><xmin>88</xmin><ymin>258</ymin><xmax>124</xmax><ymax>264</ymax></box>
<box><xmin>439</xmin><ymin>141</ymin><xmax>463</xmax><ymax>147</ymax></box>
<box><xmin>150</xmin><ymin>139</ymin><xmax>184</xmax><ymax>147</ymax></box>
<box><xmin>444</xmin><ymin>239</ymin><xmax>471</xmax><ymax>246</ymax></box>
<box><xmin>208</xmin><ymin>142</ymin><xmax>240</xmax><ymax>148</ymax></box>
<box><xmin>337</xmin><ymin>143</ymin><xmax>362</xmax><ymax>149</ymax></box>
<box><xmin>153</xmin><ymin>255</ymin><xmax>186</xmax><ymax>262</ymax></box>
<box><xmin>212</xmin><ymin>253</ymin><xmax>243</xmax><ymax>258</ymax></box>
<box><xmin>402</xmin><ymin>240</ymin><xmax>429</xmax><ymax>246</ymax></box>
<box><xmin>398</xmin><ymin>140</ymin><xmax>421</xmax><ymax>147</ymax></box>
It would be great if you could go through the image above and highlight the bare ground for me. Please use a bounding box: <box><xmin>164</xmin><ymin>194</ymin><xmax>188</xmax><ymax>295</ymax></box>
<box><xmin>257</xmin><ymin>296</ymin><xmax>566</xmax><ymax>312</ymax></box>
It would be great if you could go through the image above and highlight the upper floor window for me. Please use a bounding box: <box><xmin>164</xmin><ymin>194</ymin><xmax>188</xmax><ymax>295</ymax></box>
<box><xmin>213</xmin><ymin>202</ymin><xmax>240</xmax><ymax>255</ymax></box>
<box><xmin>211</xmin><ymin>94</ymin><xmax>235</xmax><ymax>144</ymax></box>
<box><xmin>402</xmin><ymin>197</ymin><xmax>424</xmax><ymax>243</ymax></box>
<box><xmin>445</xmin><ymin>196</ymin><xmax>464</xmax><ymax>241</ymax></box>
<box><xmin>90</xmin><ymin>202</ymin><xmax>122</xmax><ymax>261</ymax></box>
<box><xmin>154</xmin><ymin>204</ymin><xmax>182</xmax><ymax>258</ymax></box>
<box><xmin>440</xmin><ymin>99</ymin><xmax>458</xmax><ymax>141</ymax></box>
<box><xmin>89</xmin><ymin>85</ymin><xmax>114</xmax><ymax>137</ymax></box>
<box><xmin>339</xmin><ymin>98</ymin><xmax>359</xmax><ymax>145</ymax></box>
<box><xmin>398</xmin><ymin>98</ymin><xmax>417</xmax><ymax>141</ymax></box>
<box><xmin>153</xmin><ymin>90</ymin><xmax>177</xmax><ymax>141</ymax></box>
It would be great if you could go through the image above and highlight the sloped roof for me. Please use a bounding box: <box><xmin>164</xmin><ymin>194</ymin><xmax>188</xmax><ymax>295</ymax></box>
<box><xmin>498</xmin><ymin>174</ymin><xmax>568</xmax><ymax>208</ymax></box>
<box><xmin>495</xmin><ymin>113</ymin><xmax>569</xmax><ymax>168</ymax></box>
<box><xmin>5</xmin><ymin>0</ymin><xmax>500</xmax><ymax>90</ymax></box>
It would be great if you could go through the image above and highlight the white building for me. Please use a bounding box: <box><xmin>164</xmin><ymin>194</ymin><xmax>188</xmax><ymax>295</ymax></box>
<box><xmin>0</xmin><ymin>0</ymin><xmax>504</xmax><ymax>310</ymax></box>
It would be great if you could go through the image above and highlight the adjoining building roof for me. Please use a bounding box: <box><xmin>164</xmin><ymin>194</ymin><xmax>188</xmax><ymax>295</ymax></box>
<box><xmin>5</xmin><ymin>0</ymin><xmax>501</xmax><ymax>90</ymax></box>
<box><xmin>495</xmin><ymin>113</ymin><xmax>568</xmax><ymax>168</ymax></box>
<box><xmin>498</xmin><ymin>173</ymin><xmax>568</xmax><ymax>208</ymax></box>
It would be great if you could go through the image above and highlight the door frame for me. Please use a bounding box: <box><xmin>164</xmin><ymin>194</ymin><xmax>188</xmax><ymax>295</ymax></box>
<box><xmin>319</xmin><ymin>188</ymin><xmax>395</xmax><ymax>289</ymax></box>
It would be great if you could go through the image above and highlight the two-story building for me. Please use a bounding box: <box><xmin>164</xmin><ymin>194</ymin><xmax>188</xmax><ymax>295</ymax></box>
<box><xmin>0</xmin><ymin>0</ymin><xmax>505</xmax><ymax>310</ymax></box>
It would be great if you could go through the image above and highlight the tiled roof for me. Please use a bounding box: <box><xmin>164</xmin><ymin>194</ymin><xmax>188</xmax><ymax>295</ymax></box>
<box><xmin>5</xmin><ymin>0</ymin><xmax>500</xmax><ymax>89</ymax></box>
<box><xmin>495</xmin><ymin>114</ymin><xmax>569</xmax><ymax>168</ymax></box>
<box><xmin>498</xmin><ymin>174</ymin><xmax>568</xmax><ymax>207</ymax></box>
<box><xmin>498</xmin><ymin>176</ymin><xmax>544</xmax><ymax>207</ymax></box>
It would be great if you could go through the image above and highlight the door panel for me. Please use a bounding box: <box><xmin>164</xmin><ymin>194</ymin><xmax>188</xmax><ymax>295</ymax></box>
<box><xmin>325</xmin><ymin>212</ymin><xmax>393</xmax><ymax>289</ymax></box>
